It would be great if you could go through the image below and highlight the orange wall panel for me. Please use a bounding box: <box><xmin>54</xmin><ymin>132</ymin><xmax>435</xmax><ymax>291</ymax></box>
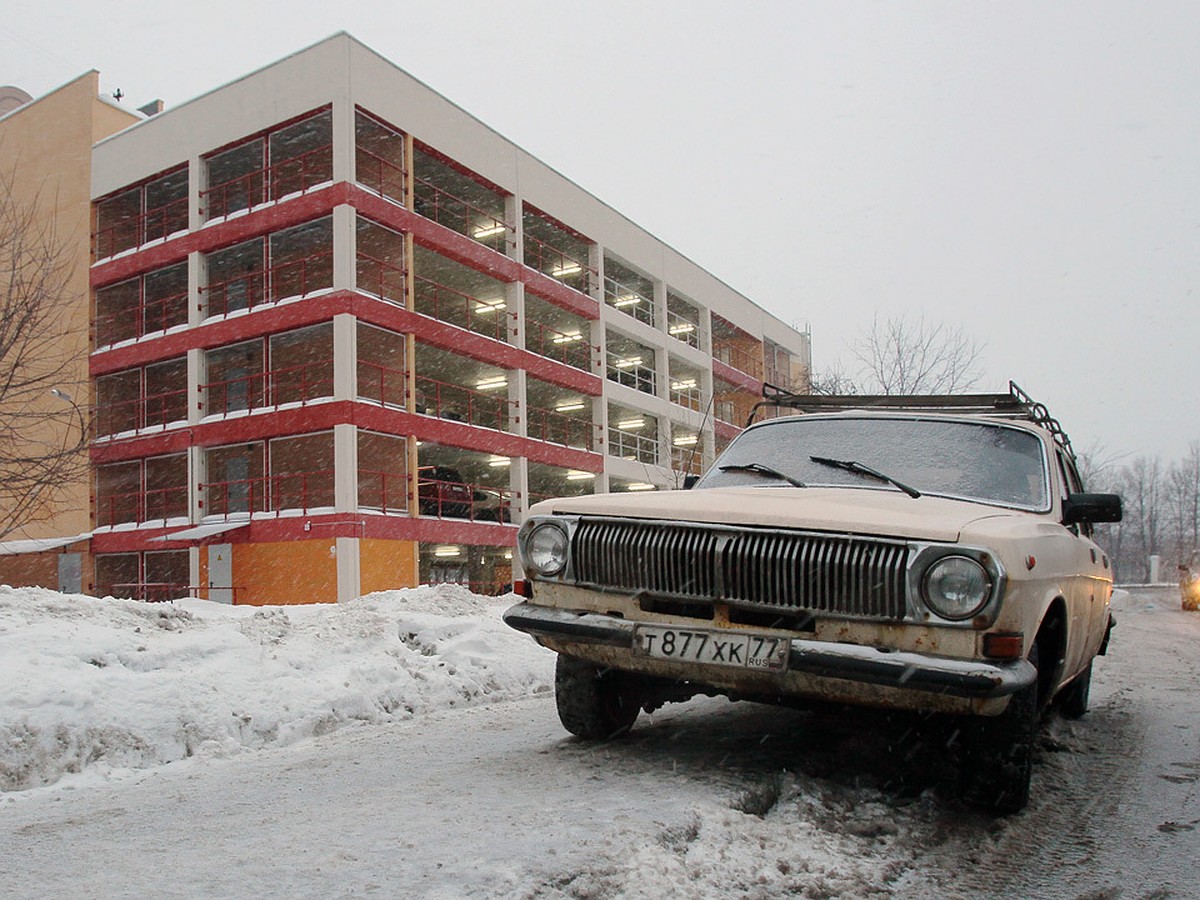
<box><xmin>359</xmin><ymin>538</ymin><xmax>418</xmax><ymax>595</ymax></box>
<box><xmin>230</xmin><ymin>539</ymin><xmax>339</xmax><ymax>605</ymax></box>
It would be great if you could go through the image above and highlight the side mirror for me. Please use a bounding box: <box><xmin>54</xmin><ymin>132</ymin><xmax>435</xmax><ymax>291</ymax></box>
<box><xmin>1063</xmin><ymin>492</ymin><xmax>1123</xmax><ymax>525</ymax></box>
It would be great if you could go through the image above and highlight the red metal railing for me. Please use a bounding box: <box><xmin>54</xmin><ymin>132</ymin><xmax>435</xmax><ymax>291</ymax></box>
<box><xmin>416</xmin><ymin>471</ymin><xmax>513</xmax><ymax>523</ymax></box>
<box><xmin>203</xmin><ymin>249</ymin><xmax>333</xmax><ymax>317</ymax></box>
<box><xmin>200</xmin><ymin>469</ymin><xmax>335</xmax><ymax>518</ymax></box>
<box><xmin>356</xmin><ymin>252</ymin><xmax>407</xmax><ymax>304</ymax></box>
<box><xmin>524</xmin><ymin>321</ymin><xmax>594</xmax><ymax>372</ymax></box>
<box><xmin>110</xmin><ymin>583</ymin><xmax>210</xmax><ymax>603</ymax></box>
<box><xmin>356</xmin><ymin>147</ymin><xmax>407</xmax><ymax>204</ymax></box>
<box><xmin>412</xmin><ymin>275</ymin><xmax>509</xmax><ymax>342</ymax></box>
<box><xmin>95</xmin><ymin>388</ymin><xmax>189</xmax><ymax>437</ymax></box>
<box><xmin>357</xmin><ymin>360</ymin><xmax>408</xmax><ymax>408</ymax></box>
<box><xmin>414</xmin><ymin>375</ymin><xmax>514</xmax><ymax>431</ymax></box>
<box><xmin>359</xmin><ymin>469</ymin><xmax>408</xmax><ymax>515</ymax></box>
<box><xmin>412</xmin><ymin>175</ymin><xmax>509</xmax><ymax>253</ymax></box>
<box><xmin>712</xmin><ymin>340</ymin><xmax>764</xmax><ymax>380</ymax></box>
<box><xmin>201</xmin><ymin>144</ymin><xmax>333</xmax><ymax>219</ymax></box>
<box><xmin>95</xmin><ymin>290</ymin><xmax>189</xmax><ymax>347</ymax></box>
<box><xmin>96</xmin><ymin>485</ymin><xmax>188</xmax><ymax>528</ymax></box>
<box><xmin>94</xmin><ymin>196</ymin><xmax>189</xmax><ymax>259</ymax></box>
<box><xmin>523</xmin><ymin>233</ymin><xmax>595</xmax><ymax>292</ymax></box>
<box><xmin>604</xmin><ymin>275</ymin><xmax>655</xmax><ymax>327</ymax></box>
<box><xmin>525</xmin><ymin>403</ymin><xmax>601</xmax><ymax>451</ymax></box>
<box><xmin>201</xmin><ymin>360</ymin><xmax>334</xmax><ymax>416</ymax></box>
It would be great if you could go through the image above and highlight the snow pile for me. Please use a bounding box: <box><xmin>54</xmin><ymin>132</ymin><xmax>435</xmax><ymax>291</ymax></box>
<box><xmin>0</xmin><ymin>584</ymin><xmax>553</xmax><ymax>792</ymax></box>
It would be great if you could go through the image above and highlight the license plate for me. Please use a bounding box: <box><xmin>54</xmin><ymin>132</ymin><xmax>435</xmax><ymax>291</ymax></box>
<box><xmin>633</xmin><ymin>625</ymin><xmax>789</xmax><ymax>672</ymax></box>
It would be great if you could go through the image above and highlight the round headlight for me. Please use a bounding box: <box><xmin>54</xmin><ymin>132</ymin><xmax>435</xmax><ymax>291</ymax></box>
<box><xmin>923</xmin><ymin>555</ymin><xmax>992</xmax><ymax>620</ymax></box>
<box><xmin>525</xmin><ymin>522</ymin><xmax>569</xmax><ymax>577</ymax></box>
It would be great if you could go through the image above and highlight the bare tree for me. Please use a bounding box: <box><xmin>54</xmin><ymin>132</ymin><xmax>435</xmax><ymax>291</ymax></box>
<box><xmin>0</xmin><ymin>169</ymin><xmax>89</xmax><ymax>539</ymax></box>
<box><xmin>851</xmin><ymin>314</ymin><xmax>985</xmax><ymax>395</ymax></box>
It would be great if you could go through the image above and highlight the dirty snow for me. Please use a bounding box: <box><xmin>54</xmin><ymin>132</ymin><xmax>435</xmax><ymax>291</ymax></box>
<box><xmin>0</xmin><ymin>584</ymin><xmax>551</xmax><ymax>792</ymax></box>
<box><xmin>2</xmin><ymin>585</ymin><xmax>1197</xmax><ymax>898</ymax></box>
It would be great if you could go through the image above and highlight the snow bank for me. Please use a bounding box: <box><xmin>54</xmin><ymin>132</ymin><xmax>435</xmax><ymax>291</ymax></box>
<box><xmin>0</xmin><ymin>584</ymin><xmax>553</xmax><ymax>792</ymax></box>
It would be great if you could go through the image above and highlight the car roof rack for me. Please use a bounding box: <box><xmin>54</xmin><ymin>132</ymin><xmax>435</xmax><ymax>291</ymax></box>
<box><xmin>747</xmin><ymin>380</ymin><xmax>1076</xmax><ymax>460</ymax></box>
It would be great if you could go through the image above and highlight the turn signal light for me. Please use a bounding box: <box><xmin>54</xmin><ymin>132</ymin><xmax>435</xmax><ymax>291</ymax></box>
<box><xmin>983</xmin><ymin>632</ymin><xmax>1024</xmax><ymax>660</ymax></box>
<box><xmin>513</xmin><ymin>579</ymin><xmax>533</xmax><ymax>598</ymax></box>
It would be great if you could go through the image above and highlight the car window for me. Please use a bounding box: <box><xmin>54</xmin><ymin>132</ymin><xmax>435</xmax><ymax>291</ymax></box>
<box><xmin>697</xmin><ymin>416</ymin><xmax>1051</xmax><ymax>510</ymax></box>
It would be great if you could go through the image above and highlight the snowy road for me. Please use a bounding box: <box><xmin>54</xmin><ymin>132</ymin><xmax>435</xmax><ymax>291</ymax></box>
<box><xmin>3</xmin><ymin>586</ymin><xmax>1198</xmax><ymax>898</ymax></box>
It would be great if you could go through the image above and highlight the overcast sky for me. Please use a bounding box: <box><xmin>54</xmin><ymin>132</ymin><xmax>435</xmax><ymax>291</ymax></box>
<box><xmin>5</xmin><ymin>1</ymin><xmax>1197</xmax><ymax>465</ymax></box>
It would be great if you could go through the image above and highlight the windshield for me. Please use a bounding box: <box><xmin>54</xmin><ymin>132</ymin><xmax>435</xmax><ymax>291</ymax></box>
<box><xmin>698</xmin><ymin>416</ymin><xmax>1050</xmax><ymax>510</ymax></box>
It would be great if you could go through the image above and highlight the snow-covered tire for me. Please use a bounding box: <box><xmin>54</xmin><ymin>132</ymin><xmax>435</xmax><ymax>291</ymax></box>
<box><xmin>554</xmin><ymin>655</ymin><xmax>640</xmax><ymax>740</ymax></box>
<box><xmin>960</xmin><ymin>642</ymin><xmax>1039</xmax><ymax>815</ymax></box>
<box><xmin>1057</xmin><ymin>659</ymin><xmax>1092</xmax><ymax>719</ymax></box>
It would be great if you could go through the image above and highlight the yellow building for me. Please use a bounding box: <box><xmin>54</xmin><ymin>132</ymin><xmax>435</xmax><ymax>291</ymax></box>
<box><xmin>0</xmin><ymin>74</ymin><xmax>139</xmax><ymax>591</ymax></box>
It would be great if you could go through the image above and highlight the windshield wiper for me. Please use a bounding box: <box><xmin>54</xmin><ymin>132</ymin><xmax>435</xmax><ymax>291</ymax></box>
<box><xmin>718</xmin><ymin>462</ymin><xmax>807</xmax><ymax>488</ymax></box>
<box><xmin>808</xmin><ymin>455</ymin><xmax>922</xmax><ymax>498</ymax></box>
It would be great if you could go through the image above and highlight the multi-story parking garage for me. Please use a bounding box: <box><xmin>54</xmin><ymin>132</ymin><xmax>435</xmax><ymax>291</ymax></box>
<box><xmin>3</xmin><ymin>34</ymin><xmax>811</xmax><ymax>605</ymax></box>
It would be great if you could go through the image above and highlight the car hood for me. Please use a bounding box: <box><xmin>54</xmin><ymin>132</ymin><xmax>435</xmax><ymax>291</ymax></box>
<box><xmin>532</xmin><ymin>486</ymin><xmax>1027</xmax><ymax>543</ymax></box>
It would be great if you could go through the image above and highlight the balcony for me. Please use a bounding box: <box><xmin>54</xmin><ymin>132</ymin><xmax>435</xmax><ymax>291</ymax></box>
<box><xmin>201</xmin><ymin>360</ymin><xmax>334</xmax><ymax>417</ymax></box>
<box><xmin>604</xmin><ymin>257</ymin><xmax>655</xmax><ymax>327</ymax></box>
<box><xmin>412</xmin><ymin>275</ymin><xmax>510</xmax><ymax>343</ymax></box>
<box><xmin>606</xmin><ymin>347</ymin><xmax>656</xmax><ymax>396</ymax></box>
<box><xmin>200</xmin><ymin>469</ymin><xmax>335</xmax><ymax>518</ymax></box>
<box><xmin>203</xmin><ymin>247</ymin><xmax>333</xmax><ymax>317</ymax></box>
<box><xmin>94</xmin><ymin>167</ymin><xmax>188</xmax><ymax>259</ymax></box>
<box><xmin>414</xmin><ymin>374</ymin><xmax>514</xmax><ymax>433</ymax></box>
<box><xmin>202</xmin><ymin>110</ymin><xmax>333</xmax><ymax>220</ymax></box>
<box><xmin>413</xmin><ymin>146</ymin><xmax>509</xmax><ymax>254</ymax></box>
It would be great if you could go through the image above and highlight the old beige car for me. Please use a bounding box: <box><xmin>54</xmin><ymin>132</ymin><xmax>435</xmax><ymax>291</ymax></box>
<box><xmin>504</xmin><ymin>384</ymin><xmax>1122</xmax><ymax>813</ymax></box>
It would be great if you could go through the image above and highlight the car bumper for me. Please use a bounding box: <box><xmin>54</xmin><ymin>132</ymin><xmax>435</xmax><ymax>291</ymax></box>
<box><xmin>504</xmin><ymin>602</ymin><xmax>1036</xmax><ymax>701</ymax></box>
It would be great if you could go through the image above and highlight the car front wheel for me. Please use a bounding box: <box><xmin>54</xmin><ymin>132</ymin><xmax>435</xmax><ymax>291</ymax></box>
<box><xmin>554</xmin><ymin>655</ymin><xmax>641</xmax><ymax>739</ymax></box>
<box><xmin>959</xmin><ymin>642</ymin><xmax>1040</xmax><ymax>815</ymax></box>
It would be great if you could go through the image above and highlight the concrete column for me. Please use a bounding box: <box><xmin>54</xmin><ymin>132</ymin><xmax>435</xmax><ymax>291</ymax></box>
<box><xmin>332</xmin><ymin>203</ymin><xmax>357</xmax><ymax>293</ymax></box>
<box><xmin>511</xmin><ymin>457</ymin><xmax>529</xmax><ymax>524</ymax></box>
<box><xmin>333</xmin><ymin>423</ymin><xmax>358</xmax><ymax>514</ymax></box>
<box><xmin>189</xmin><ymin>445</ymin><xmax>206</xmax><ymax>523</ymax></box>
<box><xmin>509</xmin><ymin>368</ymin><xmax>527</xmax><ymax>438</ymax></box>
<box><xmin>505</xmin><ymin>194</ymin><xmax>522</xmax><ymax>262</ymax></box>
<box><xmin>331</xmin><ymin>97</ymin><xmax>356</xmax><ymax>186</ymax></box>
<box><xmin>654</xmin><ymin>277</ymin><xmax>668</xmax><ymax>337</ymax></box>
<box><xmin>188</xmin><ymin>156</ymin><xmax>205</xmax><ymax>230</ymax></box>
<box><xmin>336</xmin><ymin>537</ymin><xmax>361</xmax><ymax>602</ymax></box>
<box><xmin>187</xmin><ymin>348</ymin><xmax>205</xmax><ymax>424</ymax></box>
<box><xmin>507</xmin><ymin>280</ymin><xmax>524</xmax><ymax>350</ymax></box>
<box><xmin>332</xmin><ymin>313</ymin><xmax>356</xmax><ymax>402</ymax></box>
<box><xmin>188</xmin><ymin>251</ymin><xmax>204</xmax><ymax>325</ymax></box>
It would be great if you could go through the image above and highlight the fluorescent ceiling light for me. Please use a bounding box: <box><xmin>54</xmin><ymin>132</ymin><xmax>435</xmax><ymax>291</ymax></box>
<box><xmin>488</xmin><ymin>456</ymin><xmax>511</xmax><ymax>467</ymax></box>
<box><xmin>550</xmin><ymin>263</ymin><xmax>582</xmax><ymax>278</ymax></box>
<box><xmin>614</xmin><ymin>356</ymin><xmax>643</xmax><ymax>369</ymax></box>
<box><xmin>474</xmin><ymin>299</ymin><xmax>506</xmax><ymax>313</ymax></box>
<box><xmin>555</xmin><ymin>401</ymin><xmax>585</xmax><ymax>412</ymax></box>
<box><xmin>626</xmin><ymin>482</ymin><xmax>656</xmax><ymax>492</ymax></box>
<box><xmin>552</xmin><ymin>331</ymin><xmax>584</xmax><ymax>344</ymax></box>
<box><xmin>475</xmin><ymin>376</ymin><xmax>508</xmax><ymax>390</ymax></box>
<box><xmin>473</xmin><ymin>223</ymin><xmax>507</xmax><ymax>239</ymax></box>
<box><xmin>671</xmin><ymin>379</ymin><xmax>697</xmax><ymax>390</ymax></box>
<box><xmin>617</xmin><ymin>417</ymin><xmax>645</xmax><ymax>430</ymax></box>
<box><xmin>566</xmin><ymin>471</ymin><xmax>596</xmax><ymax>481</ymax></box>
<box><xmin>669</xmin><ymin>323</ymin><xmax>696</xmax><ymax>335</ymax></box>
<box><xmin>673</xmin><ymin>434</ymin><xmax>699</xmax><ymax>446</ymax></box>
<box><xmin>613</xmin><ymin>294</ymin><xmax>642</xmax><ymax>308</ymax></box>
<box><xmin>434</xmin><ymin>545</ymin><xmax>461</xmax><ymax>557</ymax></box>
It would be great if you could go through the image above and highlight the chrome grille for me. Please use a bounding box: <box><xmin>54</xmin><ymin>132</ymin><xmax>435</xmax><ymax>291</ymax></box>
<box><xmin>572</xmin><ymin>518</ymin><xmax>909</xmax><ymax>620</ymax></box>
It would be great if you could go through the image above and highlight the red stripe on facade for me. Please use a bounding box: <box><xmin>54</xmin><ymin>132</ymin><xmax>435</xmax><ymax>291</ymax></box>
<box><xmin>90</xmin><ymin>514</ymin><xmax>518</xmax><ymax>552</ymax></box>
<box><xmin>90</xmin><ymin>183</ymin><xmax>352</xmax><ymax>289</ymax></box>
<box><xmin>91</xmin><ymin>399</ymin><xmax>603</xmax><ymax>471</ymax></box>
<box><xmin>714</xmin><ymin>419</ymin><xmax>742</xmax><ymax>442</ymax></box>
<box><xmin>90</xmin><ymin>293</ymin><xmax>356</xmax><ymax>375</ymax></box>
<box><xmin>712</xmin><ymin>359</ymin><xmax>762</xmax><ymax>394</ymax></box>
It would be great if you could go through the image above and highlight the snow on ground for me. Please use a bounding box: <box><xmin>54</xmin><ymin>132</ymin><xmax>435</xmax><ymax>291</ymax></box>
<box><xmin>4</xmin><ymin>585</ymin><xmax>1196</xmax><ymax>897</ymax></box>
<box><xmin>0</xmin><ymin>584</ymin><xmax>553</xmax><ymax>793</ymax></box>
